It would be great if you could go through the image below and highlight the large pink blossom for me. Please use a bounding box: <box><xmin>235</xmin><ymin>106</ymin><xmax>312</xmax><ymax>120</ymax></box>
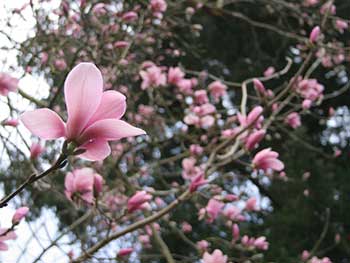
<box><xmin>0</xmin><ymin>73</ymin><xmax>18</xmax><ymax>96</ymax></box>
<box><xmin>21</xmin><ymin>63</ymin><xmax>145</xmax><ymax>161</ymax></box>
<box><xmin>252</xmin><ymin>148</ymin><xmax>284</xmax><ymax>172</ymax></box>
<box><xmin>202</xmin><ymin>249</ymin><xmax>228</xmax><ymax>263</ymax></box>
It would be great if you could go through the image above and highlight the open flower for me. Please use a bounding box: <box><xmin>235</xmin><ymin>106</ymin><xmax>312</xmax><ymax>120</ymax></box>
<box><xmin>202</xmin><ymin>249</ymin><xmax>228</xmax><ymax>263</ymax></box>
<box><xmin>252</xmin><ymin>148</ymin><xmax>284</xmax><ymax>172</ymax></box>
<box><xmin>21</xmin><ymin>63</ymin><xmax>145</xmax><ymax>161</ymax></box>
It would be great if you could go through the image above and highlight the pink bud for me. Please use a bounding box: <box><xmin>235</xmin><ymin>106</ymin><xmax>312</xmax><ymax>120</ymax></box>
<box><xmin>181</xmin><ymin>222</ymin><xmax>192</xmax><ymax>233</ymax></box>
<box><xmin>2</xmin><ymin>119</ymin><xmax>19</xmax><ymax>127</ymax></box>
<box><xmin>253</xmin><ymin>79</ymin><xmax>266</xmax><ymax>95</ymax></box>
<box><xmin>301</xmin><ymin>250</ymin><xmax>310</xmax><ymax>261</ymax></box>
<box><xmin>245</xmin><ymin>197</ymin><xmax>259</xmax><ymax>211</ymax></box>
<box><xmin>12</xmin><ymin>206</ymin><xmax>29</xmax><ymax>224</ymax></box>
<box><xmin>309</xmin><ymin>26</ymin><xmax>321</xmax><ymax>43</ymax></box>
<box><xmin>197</xmin><ymin>240</ymin><xmax>209</xmax><ymax>251</ymax></box>
<box><xmin>93</xmin><ymin>174</ymin><xmax>104</xmax><ymax>196</ymax></box>
<box><xmin>232</xmin><ymin>224</ymin><xmax>240</xmax><ymax>241</ymax></box>
<box><xmin>189</xmin><ymin>173</ymin><xmax>207</xmax><ymax>193</ymax></box>
<box><xmin>117</xmin><ymin>248</ymin><xmax>133</xmax><ymax>257</ymax></box>
<box><xmin>302</xmin><ymin>99</ymin><xmax>312</xmax><ymax>109</ymax></box>
<box><xmin>127</xmin><ymin>191</ymin><xmax>152</xmax><ymax>213</ymax></box>
<box><xmin>245</xmin><ymin>129</ymin><xmax>266</xmax><ymax>151</ymax></box>
<box><xmin>30</xmin><ymin>142</ymin><xmax>44</xmax><ymax>159</ymax></box>
<box><xmin>335</xmin><ymin>20</ymin><xmax>348</xmax><ymax>33</ymax></box>
<box><xmin>264</xmin><ymin>67</ymin><xmax>275</xmax><ymax>77</ymax></box>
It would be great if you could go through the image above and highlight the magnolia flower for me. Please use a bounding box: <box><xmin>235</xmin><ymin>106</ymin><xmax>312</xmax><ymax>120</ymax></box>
<box><xmin>30</xmin><ymin>142</ymin><xmax>44</xmax><ymax>159</ymax></box>
<box><xmin>232</xmin><ymin>224</ymin><xmax>240</xmax><ymax>241</ymax></box>
<box><xmin>238</xmin><ymin>106</ymin><xmax>264</xmax><ymax>128</ymax></box>
<box><xmin>181</xmin><ymin>222</ymin><xmax>192</xmax><ymax>233</ymax></box>
<box><xmin>150</xmin><ymin>0</ymin><xmax>167</xmax><ymax>13</ymax></box>
<box><xmin>54</xmin><ymin>59</ymin><xmax>67</xmax><ymax>71</ymax></box>
<box><xmin>197</xmin><ymin>240</ymin><xmax>209</xmax><ymax>251</ymax></box>
<box><xmin>0</xmin><ymin>73</ymin><xmax>18</xmax><ymax>96</ymax></box>
<box><xmin>2</xmin><ymin>119</ymin><xmax>19</xmax><ymax>127</ymax></box>
<box><xmin>121</xmin><ymin>11</ymin><xmax>138</xmax><ymax>22</ymax></box>
<box><xmin>263</xmin><ymin>66</ymin><xmax>275</xmax><ymax>77</ymax></box>
<box><xmin>309</xmin><ymin>26</ymin><xmax>321</xmax><ymax>43</ymax></box>
<box><xmin>189</xmin><ymin>172</ymin><xmax>207</xmax><ymax>192</ymax></box>
<box><xmin>285</xmin><ymin>112</ymin><xmax>301</xmax><ymax>129</ymax></box>
<box><xmin>245</xmin><ymin>197</ymin><xmax>259</xmax><ymax>211</ymax></box>
<box><xmin>12</xmin><ymin>207</ymin><xmax>29</xmax><ymax>224</ymax></box>
<box><xmin>301</xmin><ymin>250</ymin><xmax>310</xmax><ymax>261</ymax></box>
<box><xmin>202</xmin><ymin>249</ymin><xmax>228</xmax><ymax>263</ymax></box>
<box><xmin>0</xmin><ymin>229</ymin><xmax>17</xmax><ymax>251</ymax></box>
<box><xmin>303</xmin><ymin>0</ymin><xmax>318</xmax><ymax>6</ymax></box>
<box><xmin>168</xmin><ymin>67</ymin><xmax>185</xmax><ymax>85</ymax></box>
<box><xmin>223</xmin><ymin>205</ymin><xmax>244</xmax><ymax>221</ymax></box>
<box><xmin>21</xmin><ymin>63</ymin><xmax>145</xmax><ymax>161</ymax></box>
<box><xmin>117</xmin><ymin>248</ymin><xmax>133</xmax><ymax>257</ymax></box>
<box><xmin>92</xmin><ymin>3</ymin><xmax>107</xmax><ymax>16</ymax></box>
<box><xmin>206</xmin><ymin>199</ymin><xmax>224</xmax><ymax>223</ymax></box>
<box><xmin>194</xmin><ymin>90</ymin><xmax>209</xmax><ymax>104</ymax></box>
<box><xmin>245</xmin><ymin>129</ymin><xmax>266</xmax><ymax>151</ymax></box>
<box><xmin>252</xmin><ymin>148</ymin><xmax>284</xmax><ymax>172</ymax></box>
<box><xmin>253</xmin><ymin>79</ymin><xmax>266</xmax><ymax>95</ymax></box>
<box><xmin>65</xmin><ymin>168</ymin><xmax>102</xmax><ymax>204</ymax></box>
<box><xmin>208</xmin><ymin>80</ymin><xmax>227</xmax><ymax>101</ymax></box>
<box><xmin>114</xmin><ymin>41</ymin><xmax>129</xmax><ymax>48</ymax></box>
<box><xmin>139</xmin><ymin>66</ymin><xmax>166</xmax><ymax>90</ymax></box>
<box><xmin>335</xmin><ymin>20</ymin><xmax>348</xmax><ymax>33</ymax></box>
<box><xmin>189</xmin><ymin>144</ymin><xmax>204</xmax><ymax>155</ymax></box>
<box><xmin>127</xmin><ymin>191</ymin><xmax>152</xmax><ymax>212</ymax></box>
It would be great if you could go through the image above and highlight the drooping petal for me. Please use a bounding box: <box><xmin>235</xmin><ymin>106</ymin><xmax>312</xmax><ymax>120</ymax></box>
<box><xmin>65</xmin><ymin>63</ymin><xmax>103</xmax><ymax>139</ymax></box>
<box><xmin>78</xmin><ymin>139</ymin><xmax>111</xmax><ymax>161</ymax></box>
<box><xmin>21</xmin><ymin>109</ymin><xmax>66</xmax><ymax>140</ymax></box>
<box><xmin>79</xmin><ymin>119</ymin><xmax>146</xmax><ymax>143</ymax></box>
<box><xmin>87</xmin><ymin>90</ymin><xmax>126</xmax><ymax>126</ymax></box>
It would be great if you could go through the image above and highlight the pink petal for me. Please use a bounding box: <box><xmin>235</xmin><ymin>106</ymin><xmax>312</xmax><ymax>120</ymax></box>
<box><xmin>0</xmin><ymin>242</ymin><xmax>8</xmax><ymax>251</ymax></box>
<box><xmin>87</xmin><ymin>90</ymin><xmax>126</xmax><ymax>126</ymax></box>
<box><xmin>21</xmin><ymin>109</ymin><xmax>66</xmax><ymax>140</ymax></box>
<box><xmin>267</xmin><ymin>159</ymin><xmax>284</xmax><ymax>171</ymax></box>
<box><xmin>65</xmin><ymin>63</ymin><xmax>103</xmax><ymax>139</ymax></box>
<box><xmin>79</xmin><ymin>139</ymin><xmax>111</xmax><ymax>161</ymax></box>
<box><xmin>74</xmin><ymin>168</ymin><xmax>94</xmax><ymax>191</ymax></box>
<box><xmin>79</xmin><ymin>119</ymin><xmax>146</xmax><ymax>143</ymax></box>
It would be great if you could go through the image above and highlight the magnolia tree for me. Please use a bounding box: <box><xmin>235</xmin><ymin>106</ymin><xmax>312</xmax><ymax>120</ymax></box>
<box><xmin>0</xmin><ymin>0</ymin><xmax>349</xmax><ymax>262</ymax></box>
